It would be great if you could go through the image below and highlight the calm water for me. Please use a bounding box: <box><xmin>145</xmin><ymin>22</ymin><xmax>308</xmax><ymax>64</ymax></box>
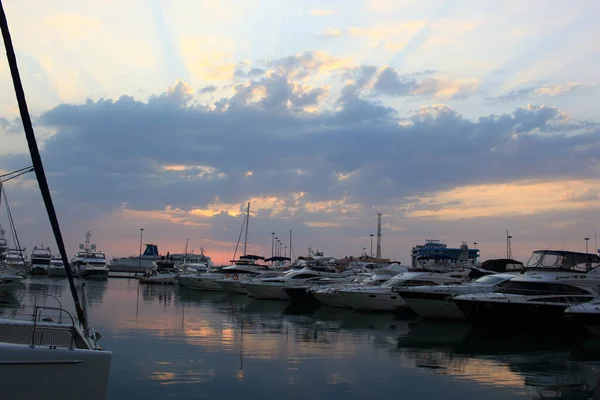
<box><xmin>6</xmin><ymin>278</ymin><xmax>600</xmax><ymax>399</ymax></box>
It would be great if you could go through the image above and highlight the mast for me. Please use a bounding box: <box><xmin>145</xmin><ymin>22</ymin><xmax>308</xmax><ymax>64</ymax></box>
<box><xmin>243</xmin><ymin>202</ymin><xmax>250</xmax><ymax>256</ymax></box>
<box><xmin>0</xmin><ymin>2</ymin><xmax>84</xmax><ymax>323</ymax></box>
<box><xmin>376</xmin><ymin>213</ymin><xmax>382</xmax><ymax>258</ymax></box>
<box><xmin>184</xmin><ymin>238</ymin><xmax>188</xmax><ymax>263</ymax></box>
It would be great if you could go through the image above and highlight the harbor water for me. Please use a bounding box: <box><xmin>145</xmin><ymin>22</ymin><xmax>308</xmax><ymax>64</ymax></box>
<box><xmin>7</xmin><ymin>278</ymin><xmax>600</xmax><ymax>399</ymax></box>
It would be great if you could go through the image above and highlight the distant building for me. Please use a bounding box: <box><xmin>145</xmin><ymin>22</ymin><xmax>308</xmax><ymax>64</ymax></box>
<box><xmin>411</xmin><ymin>239</ymin><xmax>479</xmax><ymax>267</ymax></box>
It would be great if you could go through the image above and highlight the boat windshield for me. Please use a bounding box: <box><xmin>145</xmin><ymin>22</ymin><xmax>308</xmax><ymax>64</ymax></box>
<box><xmin>473</xmin><ymin>275</ymin><xmax>512</xmax><ymax>285</ymax></box>
<box><xmin>498</xmin><ymin>281</ymin><xmax>591</xmax><ymax>296</ymax></box>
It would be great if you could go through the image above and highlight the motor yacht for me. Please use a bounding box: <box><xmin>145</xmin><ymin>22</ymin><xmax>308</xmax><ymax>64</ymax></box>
<box><xmin>453</xmin><ymin>250</ymin><xmax>600</xmax><ymax>326</ymax></box>
<box><xmin>2</xmin><ymin>249</ymin><xmax>25</xmax><ymax>270</ymax></box>
<box><xmin>72</xmin><ymin>232</ymin><xmax>109</xmax><ymax>279</ymax></box>
<box><xmin>244</xmin><ymin>267</ymin><xmax>356</xmax><ymax>300</ymax></box>
<box><xmin>47</xmin><ymin>256</ymin><xmax>68</xmax><ymax>277</ymax></box>
<box><xmin>30</xmin><ymin>245</ymin><xmax>51</xmax><ymax>275</ymax></box>
<box><xmin>217</xmin><ymin>270</ymin><xmax>285</xmax><ymax>294</ymax></box>
<box><xmin>335</xmin><ymin>269</ymin><xmax>471</xmax><ymax>312</ymax></box>
<box><xmin>396</xmin><ymin>273</ymin><xmax>517</xmax><ymax>319</ymax></box>
<box><xmin>178</xmin><ymin>256</ymin><xmax>265</xmax><ymax>291</ymax></box>
<box><xmin>311</xmin><ymin>267</ymin><xmax>406</xmax><ymax>307</ymax></box>
<box><xmin>139</xmin><ymin>258</ymin><xmax>179</xmax><ymax>284</ymax></box>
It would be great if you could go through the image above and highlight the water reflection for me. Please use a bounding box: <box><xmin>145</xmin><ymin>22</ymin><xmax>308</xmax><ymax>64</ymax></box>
<box><xmin>7</xmin><ymin>278</ymin><xmax>600</xmax><ymax>399</ymax></box>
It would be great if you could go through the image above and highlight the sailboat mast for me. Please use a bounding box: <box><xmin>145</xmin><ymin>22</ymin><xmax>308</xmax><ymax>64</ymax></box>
<box><xmin>243</xmin><ymin>202</ymin><xmax>250</xmax><ymax>256</ymax></box>
<box><xmin>0</xmin><ymin>2</ymin><xmax>84</xmax><ymax>323</ymax></box>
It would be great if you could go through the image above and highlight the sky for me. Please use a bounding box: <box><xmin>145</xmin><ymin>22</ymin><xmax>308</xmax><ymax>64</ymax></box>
<box><xmin>1</xmin><ymin>0</ymin><xmax>600</xmax><ymax>265</ymax></box>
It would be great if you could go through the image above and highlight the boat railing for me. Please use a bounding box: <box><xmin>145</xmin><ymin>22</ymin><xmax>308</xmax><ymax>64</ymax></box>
<box><xmin>31</xmin><ymin>305</ymin><xmax>78</xmax><ymax>348</ymax></box>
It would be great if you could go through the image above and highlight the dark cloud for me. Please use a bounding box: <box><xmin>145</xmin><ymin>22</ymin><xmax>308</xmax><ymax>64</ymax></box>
<box><xmin>371</xmin><ymin>67</ymin><xmax>476</xmax><ymax>99</ymax></box>
<box><xmin>234</xmin><ymin>66</ymin><xmax>266</xmax><ymax>80</ymax></box>
<box><xmin>4</xmin><ymin>80</ymin><xmax>594</xmax><ymax>224</ymax></box>
<box><xmin>0</xmin><ymin>117</ymin><xmax>23</xmax><ymax>135</ymax></box>
<box><xmin>198</xmin><ymin>85</ymin><xmax>217</xmax><ymax>94</ymax></box>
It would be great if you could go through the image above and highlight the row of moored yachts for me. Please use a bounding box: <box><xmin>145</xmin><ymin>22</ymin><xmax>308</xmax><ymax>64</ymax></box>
<box><xmin>142</xmin><ymin>249</ymin><xmax>600</xmax><ymax>335</ymax></box>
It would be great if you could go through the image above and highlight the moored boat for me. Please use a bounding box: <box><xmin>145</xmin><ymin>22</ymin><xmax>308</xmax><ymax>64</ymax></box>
<box><xmin>454</xmin><ymin>250</ymin><xmax>600</xmax><ymax>326</ymax></box>
<box><xmin>29</xmin><ymin>245</ymin><xmax>51</xmax><ymax>275</ymax></box>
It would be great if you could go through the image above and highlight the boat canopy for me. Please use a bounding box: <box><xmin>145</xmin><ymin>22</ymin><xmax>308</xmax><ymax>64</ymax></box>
<box><xmin>524</xmin><ymin>250</ymin><xmax>600</xmax><ymax>272</ymax></box>
<box><xmin>265</xmin><ymin>256</ymin><xmax>291</xmax><ymax>262</ymax></box>
<box><xmin>240</xmin><ymin>254</ymin><xmax>265</xmax><ymax>260</ymax></box>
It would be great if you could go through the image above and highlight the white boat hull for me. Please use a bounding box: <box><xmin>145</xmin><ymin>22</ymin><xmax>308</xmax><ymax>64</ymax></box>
<box><xmin>338</xmin><ymin>290</ymin><xmax>405</xmax><ymax>311</ymax></box>
<box><xmin>401</xmin><ymin>297</ymin><xmax>465</xmax><ymax>319</ymax></box>
<box><xmin>0</xmin><ymin>342</ymin><xmax>111</xmax><ymax>400</ymax></box>
<box><xmin>312</xmin><ymin>290</ymin><xmax>352</xmax><ymax>308</ymax></box>
<box><xmin>80</xmin><ymin>269</ymin><xmax>109</xmax><ymax>280</ymax></box>
<box><xmin>216</xmin><ymin>280</ymin><xmax>248</xmax><ymax>294</ymax></box>
<box><xmin>244</xmin><ymin>283</ymin><xmax>290</xmax><ymax>300</ymax></box>
<box><xmin>178</xmin><ymin>276</ymin><xmax>226</xmax><ymax>291</ymax></box>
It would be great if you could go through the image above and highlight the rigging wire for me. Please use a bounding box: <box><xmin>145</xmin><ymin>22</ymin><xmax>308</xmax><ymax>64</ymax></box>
<box><xmin>0</xmin><ymin>166</ymin><xmax>34</xmax><ymax>184</ymax></box>
<box><xmin>0</xmin><ymin>1</ymin><xmax>84</xmax><ymax>324</ymax></box>
<box><xmin>1</xmin><ymin>184</ymin><xmax>23</xmax><ymax>257</ymax></box>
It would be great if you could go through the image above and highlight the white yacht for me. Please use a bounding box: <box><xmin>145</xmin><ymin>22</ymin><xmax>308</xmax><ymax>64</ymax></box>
<box><xmin>139</xmin><ymin>258</ymin><xmax>178</xmax><ymax>284</ymax></box>
<box><xmin>47</xmin><ymin>256</ymin><xmax>68</xmax><ymax>277</ymax></box>
<box><xmin>396</xmin><ymin>273</ymin><xmax>517</xmax><ymax>319</ymax></box>
<box><xmin>30</xmin><ymin>245</ymin><xmax>51</xmax><ymax>275</ymax></box>
<box><xmin>335</xmin><ymin>269</ymin><xmax>472</xmax><ymax>312</ymax></box>
<box><xmin>217</xmin><ymin>270</ymin><xmax>285</xmax><ymax>294</ymax></box>
<box><xmin>178</xmin><ymin>257</ymin><xmax>265</xmax><ymax>291</ymax></box>
<box><xmin>453</xmin><ymin>250</ymin><xmax>600</xmax><ymax>326</ymax></box>
<box><xmin>3</xmin><ymin>248</ymin><xmax>26</xmax><ymax>272</ymax></box>
<box><xmin>72</xmin><ymin>232</ymin><xmax>109</xmax><ymax>280</ymax></box>
<box><xmin>244</xmin><ymin>267</ymin><xmax>356</xmax><ymax>300</ymax></box>
<box><xmin>311</xmin><ymin>267</ymin><xmax>406</xmax><ymax>307</ymax></box>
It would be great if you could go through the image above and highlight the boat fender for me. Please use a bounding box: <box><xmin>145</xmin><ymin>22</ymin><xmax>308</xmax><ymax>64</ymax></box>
<box><xmin>233</xmin><ymin>274</ymin><xmax>239</xmax><ymax>280</ymax></box>
<box><xmin>226</xmin><ymin>274</ymin><xmax>231</xmax><ymax>279</ymax></box>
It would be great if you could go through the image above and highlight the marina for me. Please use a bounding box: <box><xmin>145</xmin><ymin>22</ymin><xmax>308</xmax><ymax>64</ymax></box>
<box><xmin>4</xmin><ymin>276</ymin><xmax>599</xmax><ymax>399</ymax></box>
<box><xmin>0</xmin><ymin>0</ymin><xmax>597</xmax><ymax>399</ymax></box>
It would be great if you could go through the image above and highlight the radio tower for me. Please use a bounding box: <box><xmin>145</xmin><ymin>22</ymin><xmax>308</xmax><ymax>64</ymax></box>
<box><xmin>376</xmin><ymin>213</ymin><xmax>382</xmax><ymax>258</ymax></box>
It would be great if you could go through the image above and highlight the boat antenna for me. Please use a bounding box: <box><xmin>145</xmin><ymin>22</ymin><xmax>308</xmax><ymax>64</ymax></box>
<box><xmin>0</xmin><ymin>2</ymin><xmax>84</xmax><ymax>324</ymax></box>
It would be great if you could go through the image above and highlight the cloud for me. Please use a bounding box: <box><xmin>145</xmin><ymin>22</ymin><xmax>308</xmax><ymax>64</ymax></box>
<box><xmin>309</xmin><ymin>10</ymin><xmax>337</xmax><ymax>17</ymax></box>
<box><xmin>316</xmin><ymin>28</ymin><xmax>344</xmax><ymax>39</ymax></box>
<box><xmin>198</xmin><ymin>85</ymin><xmax>217</xmax><ymax>94</ymax></box>
<box><xmin>488</xmin><ymin>82</ymin><xmax>598</xmax><ymax>103</ymax></box>
<box><xmin>372</xmin><ymin>67</ymin><xmax>478</xmax><ymax>99</ymax></box>
<box><xmin>403</xmin><ymin>179</ymin><xmax>600</xmax><ymax>220</ymax></box>
<box><xmin>4</xmin><ymin>51</ymin><xmax>600</xmax><ymax>263</ymax></box>
<box><xmin>234</xmin><ymin>63</ymin><xmax>266</xmax><ymax>80</ymax></box>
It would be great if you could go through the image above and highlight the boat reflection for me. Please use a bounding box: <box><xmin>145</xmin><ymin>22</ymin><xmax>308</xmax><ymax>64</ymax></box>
<box><xmin>392</xmin><ymin>323</ymin><xmax>600</xmax><ymax>399</ymax></box>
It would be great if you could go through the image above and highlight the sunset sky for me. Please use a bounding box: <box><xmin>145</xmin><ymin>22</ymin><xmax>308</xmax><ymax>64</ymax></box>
<box><xmin>1</xmin><ymin>0</ymin><xmax>599</xmax><ymax>265</ymax></box>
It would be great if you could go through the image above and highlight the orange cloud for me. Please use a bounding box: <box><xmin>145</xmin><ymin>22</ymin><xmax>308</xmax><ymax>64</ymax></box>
<box><xmin>404</xmin><ymin>179</ymin><xmax>600</xmax><ymax>220</ymax></box>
